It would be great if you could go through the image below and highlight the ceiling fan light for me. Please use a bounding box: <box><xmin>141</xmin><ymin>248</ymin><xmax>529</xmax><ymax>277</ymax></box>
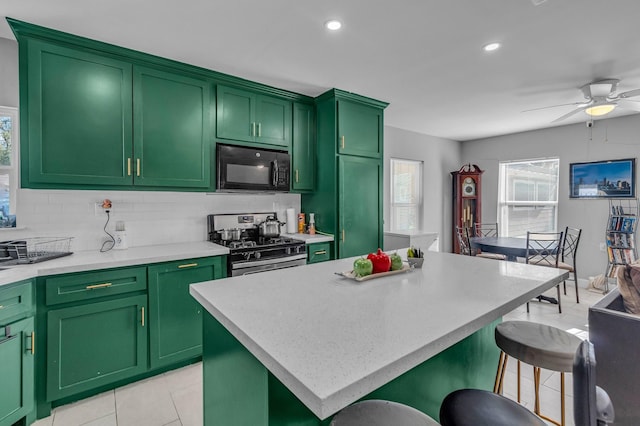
<box><xmin>585</xmin><ymin>104</ymin><xmax>617</xmax><ymax>117</ymax></box>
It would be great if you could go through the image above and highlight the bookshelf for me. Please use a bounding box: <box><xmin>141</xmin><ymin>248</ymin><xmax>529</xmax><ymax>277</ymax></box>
<box><xmin>605</xmin><ymin>198</ymin><xmax>639</xmax><ymax>291</ymax></box>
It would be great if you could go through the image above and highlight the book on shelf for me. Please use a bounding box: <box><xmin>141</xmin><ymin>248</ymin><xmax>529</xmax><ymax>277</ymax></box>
<box><xmin>622</xmin><ymin>217</ymin><xmax>636</xmax><ymax>233</ymax></box>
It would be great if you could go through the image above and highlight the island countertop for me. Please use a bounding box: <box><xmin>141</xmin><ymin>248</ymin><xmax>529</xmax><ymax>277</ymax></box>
<box><xmin>189</xmin><ymin>251</ymin><xmax>569</xmax><ymax>419</ymax></box>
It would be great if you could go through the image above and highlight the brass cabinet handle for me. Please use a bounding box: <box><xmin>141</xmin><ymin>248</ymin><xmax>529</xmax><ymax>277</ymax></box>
<box><xmin>341</xmin><ymin>136</ymin><xmax>345</xmax><ymax>149</ymax></box>
<box><xmin>30</xmin><ymin>331</ymin><xmax>35</xmax><ymax>355</ymax></box>
<box><xmin>136</xmin><ymin>158</ymin><xmax>141</xmax><ymax>177</ymax></box>
<box><xmin>257</xmin><ymin>122</ymin><xmax>261</xmax><ymax>137</ymax></box>
<box><xmin>314</xmin><ymin>250</ymin><xmax>327</xmax><ymax>255</ymax></box>
<box><xmin>178</xmin><ymin>263</ymin><xmax>198</xmax><ymax>269</ymax></box>
<box><xmin>342</xmin><ymin>229</ymin><xmax>345</xmax><ymax>242</ymax></box>
<box><xmin>127</xmin><ymin>158</ymin><xmax>131</xmax><ymax>176</ymax></box>
<box><xmin>251</xmin><ymin>122</ymin><xmax>256</xmax><ymax>136</ymax></box>
<box><xmin>86</xmin><ymin>282</ymin><xmax>112</xmax><ymax>290</ymax></box>
<box><xmin>295</xmin><ymin>169</ymin><xmax>299</xmax><ymax>183</ymax></box>
<box><xmin>0</xmin><ymin>305</ymin><xmax>3</xmax><ymax>309</ymax></box>
<box><xmin>141</xmin><ymin>307</ymin><xmax>145</xmax><ymax>327</ymax></box>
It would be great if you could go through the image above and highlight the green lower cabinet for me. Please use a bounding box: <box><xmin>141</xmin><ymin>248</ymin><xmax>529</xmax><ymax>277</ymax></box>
<box><xmin>307</xmin><ymin>242</ymin><xmax>332</xmax><ymax>264</ymax></box>
<box><xmin>0</xmin><ymin>316</ymin><xmax>35</xmax><ymax>426</ymax></box>
<box><xmin>46</xmin><ymin>295</ymin><xmax>147</xmax><ymax>401</ymax></box>
<box><xmin>148</xmin><ymin>257</ymin><xmax>225</xmax><ymax>369</ymax></box>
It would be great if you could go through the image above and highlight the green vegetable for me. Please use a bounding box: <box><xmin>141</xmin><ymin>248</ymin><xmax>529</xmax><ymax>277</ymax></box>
<box><xmin>407</xmin><ymin>247</ymin><xmax>415</xmax><ymax>258</ymax></box>
<box><xmin>390</xmin><ymin>252</ymin><xmax>403</xmax><ymax>270</ymax></box>
<box><xmin>353</xmin><ymin>257</ymin><xmax>373</xmax><ymax>277</ymax></box>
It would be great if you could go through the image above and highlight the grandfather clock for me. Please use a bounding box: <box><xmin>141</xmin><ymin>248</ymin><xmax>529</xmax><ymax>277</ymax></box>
<box><xmin>451</xmin><ymin>164</ymin><xmax>483</xmax><ymax>253</ymax></box>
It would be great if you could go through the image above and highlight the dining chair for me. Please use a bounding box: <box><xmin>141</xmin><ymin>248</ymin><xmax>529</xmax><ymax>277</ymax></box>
<box><xmin>558</xmin><ymin>227</ymin><xmax>582</xmax><ymax>304</ymax></box>
<box><xmin>474</xmin><ymin>222</ymin><xmax>499</xmax><ymax>237</ymax></box>
<box><xmin>525</xmin><ymin>231</ymin><xmax>564</xmax><ymax>313</ymax></box>
<box><xmin>455</xmin><ymin>226</ymin><xmax>473</xmax><ymax>256</ymax></box>
<box><xmin>473</xmin><ymin>222</ymin><xmax>507</xmax><ymax>260</ymax></box>
<box><xmin>440</xmin><ymin>339</ymin><xmax>615</xmax><ymax>426</ymax></box>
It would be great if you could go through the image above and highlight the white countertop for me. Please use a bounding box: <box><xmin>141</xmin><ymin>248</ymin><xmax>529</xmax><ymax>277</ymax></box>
<box><xmin>0</xmin><ymin>241</ymin><xmax>229</xmax><ymax>286</ymax></box>
<box><xmin>190</xmin><ymin>250</ymin><xmax>569</xmax><ymax>419</ymax></box>
<box><xmin>282</xmin><ymin>233</ymin><xmax>334</xmax><ymax>243</ymax></box>
<box><xmin>383</xmin><ymin>230</ymin><xmax>438</xmax><ymax>237</ymax></box>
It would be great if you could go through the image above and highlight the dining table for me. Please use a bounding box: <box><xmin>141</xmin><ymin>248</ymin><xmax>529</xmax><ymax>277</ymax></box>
<box><xmin>469</xmin><ymin>236</ymin><xmax>560</xmax><ymax>305</ymax></box>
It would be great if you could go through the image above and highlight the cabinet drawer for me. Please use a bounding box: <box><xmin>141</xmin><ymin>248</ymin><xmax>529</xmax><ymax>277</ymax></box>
<box><xmin>45</xmin><ymin>267</ymin><xmax>147</xmax><ymax>306</ymax></box>
<box><xmin>0</xmin><ymin>280</ymin><xmax>34</xmax><ymax>325</ymax></box>
<box><xmin>308</xmin><ymin>242</ymin><xmax>331</xmax><ymax>264</ymax></box>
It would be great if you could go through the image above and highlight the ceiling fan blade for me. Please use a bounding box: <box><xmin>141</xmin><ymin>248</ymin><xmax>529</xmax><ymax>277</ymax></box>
<box><xmin>551</xmin><ymin>107</ymin><xmax>587</xmax><ymax>123</ymax></box>
<box><xmin>522</xmin><ymin>102</ymin><xmax>586</xmax><ymax>113</ymax></box>
<box><xmin>617</xmin><ymin>99</ymin><xmax>640</xmax><ymax>112</ymax></box>
<box><xmin>618</xmin><ymin>88</ymin><xmax>640</xmax><ymax>99</ymax></box>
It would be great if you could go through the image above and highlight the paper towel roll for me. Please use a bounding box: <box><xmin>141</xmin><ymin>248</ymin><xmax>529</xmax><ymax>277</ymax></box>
<box><xmin>286</xmin><ymin>209</ymin><xmax>297</xmax><ymax>234</ymax></box>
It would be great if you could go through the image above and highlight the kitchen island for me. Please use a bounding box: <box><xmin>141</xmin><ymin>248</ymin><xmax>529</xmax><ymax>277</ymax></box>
<box><xmin>190</xmin><ymin>251</ymin><xmax>569</xmax><ymax>425</ymax></box>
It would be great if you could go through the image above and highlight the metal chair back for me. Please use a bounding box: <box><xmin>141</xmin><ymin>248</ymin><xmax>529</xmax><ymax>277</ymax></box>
<box><xmin>474</xmin><ymin>222</ymin><xmax>499</xmax><ymax>238</ymax></box>
<box><xmin>456</xmin><ymin>226</ymin><xmax>473</xmax><ymax>256</ymax></box>
<box><xmin>573</xmin><ymin>340</ymin><xmax>615</xmax><ymax>426</ymax></box>
<box><xmin>526</xmin><ymin>231</ymin><xmax>563</xmax><ymax>267</ymax></box>
<box><xmin>562</xmin><ymin>227</ymin><xmax>582</xmax><ymax>267</ymax></box>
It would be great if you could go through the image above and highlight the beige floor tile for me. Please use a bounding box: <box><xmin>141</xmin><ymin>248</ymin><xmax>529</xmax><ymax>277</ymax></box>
<box><xmin>163</xmin><ymin>362</ymin><xmax>202</xmax><ymax>392</ymax></box>
<box><xmin>171</xmin><ymin>382</ymin><xmax>203</xmax><ymax>426</ymax></box>
<box><xmin>82</xmin><ymin>413</ymin><xmax>117</xmax><ymax>426</ymax></box>
<box><xmin>162</xmin><ymin>420</ymin><xmax>183</xmax><ymax>426</ymax></box>
<box><xmin>115</xmin><ymin>374</ymin><xmax>179</xmax><ymax>426</ymax></box>
<box><xmin>31</xmin><ymin>416</ymin><xmax>54</xmax><ymax>426</ymax></box>
<box><xmin>52</xmin><ymin>390</ymin><xmax>115</xmax><ymax>426</ymax></box>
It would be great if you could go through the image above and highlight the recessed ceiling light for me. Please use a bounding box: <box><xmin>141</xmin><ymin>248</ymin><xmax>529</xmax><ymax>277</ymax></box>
<box><xmin>325</xmin><ymin>20</ymin><xmax>342</xmax><ymax>31</ymax></box>
<box><xmin>483</xmin><ymin>42</ymin><xmax>501</xmax><ymax>52</ymax></box>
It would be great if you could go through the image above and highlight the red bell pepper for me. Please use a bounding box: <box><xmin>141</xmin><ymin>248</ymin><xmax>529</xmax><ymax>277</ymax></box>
<box><xmin>367</xmin><ymin>248</ymin><xmax>391</xmax><ymax>274</ymax></box>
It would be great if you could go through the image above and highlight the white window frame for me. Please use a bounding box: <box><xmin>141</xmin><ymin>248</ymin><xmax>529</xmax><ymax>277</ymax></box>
<box><xmin>390</xmin><ymin>158</ymin><xmax>423</xmax><ymax>231</ymax></box>
<box><xmin>0</xmin><ymin>106</ymin><xmax>18</xmax><ymax>227</ymax></box>
<box><xmin>498</xmin><ymin>158</ymin><xmax>559</xmax><ymax>237</ymax></box>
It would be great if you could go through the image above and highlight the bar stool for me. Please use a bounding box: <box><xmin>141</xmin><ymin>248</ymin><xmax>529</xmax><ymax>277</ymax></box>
<box><xmin>330</xmin><ymin>399</ymin><xmax>439</xmax><ymax>425</ymax></box>
<box><xmin>493</xmin><ymin>321</ymin><xmax>582</xmax><ymax>426</ymax></box>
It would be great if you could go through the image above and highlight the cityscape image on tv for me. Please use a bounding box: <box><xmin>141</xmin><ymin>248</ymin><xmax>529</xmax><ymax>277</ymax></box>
<box><xmin>571</xmin><ymin>159</ymin><xmax>635</xmax><ymax>198</ymax></box>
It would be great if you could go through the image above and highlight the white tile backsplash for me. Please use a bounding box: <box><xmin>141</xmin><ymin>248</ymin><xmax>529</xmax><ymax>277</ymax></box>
<box><xmin>4</xmin><ymin>189</ymin><xmax>301</xmax><ymax>251</ymax></box>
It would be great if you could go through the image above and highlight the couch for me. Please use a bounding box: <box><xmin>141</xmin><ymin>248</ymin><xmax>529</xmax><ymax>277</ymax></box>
<box><xmin>589</xmin><ymin>287</ymin><xmax>640</xmax><ymax>425</ymax></box>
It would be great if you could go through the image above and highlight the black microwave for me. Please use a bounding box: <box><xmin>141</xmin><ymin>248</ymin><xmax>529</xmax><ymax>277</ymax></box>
<box><xmin>216</xmin><ymin>144</ymin><xmax>290</xmax><ymax>192</ymax></box>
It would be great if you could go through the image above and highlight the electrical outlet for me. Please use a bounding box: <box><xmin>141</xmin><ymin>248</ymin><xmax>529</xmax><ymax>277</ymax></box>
<box><xmin>94</xmin><ymin>199</ymin><xmax>114</xmax><ymax>215</ymax></box>
<box><xmin>599</xmin><ymin>242</ymin><xmax>606</xmax><ymax>252</ymax></box>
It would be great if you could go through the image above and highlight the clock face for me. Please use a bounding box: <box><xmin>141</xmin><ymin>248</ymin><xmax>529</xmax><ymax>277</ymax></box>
<box><xmin>462</xmin><ymin>177</ymin><xmax>476</xmax><ymax>196</ymax></box>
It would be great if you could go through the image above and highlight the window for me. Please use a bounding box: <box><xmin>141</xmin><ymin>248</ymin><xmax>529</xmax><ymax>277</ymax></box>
<box><xmin>498</xmin><ymin>158</ymin><xmax>559</xmax><ymax>237</ymax></box>
<box><xmin>390</xmin><ymin>158</ymin><xmax>423</xmax><ymax>231</ymax></box>
<box><xmin>0</xmin><ymin>106</ymin><xmax>17</xmax><ymax>228</ymax></box>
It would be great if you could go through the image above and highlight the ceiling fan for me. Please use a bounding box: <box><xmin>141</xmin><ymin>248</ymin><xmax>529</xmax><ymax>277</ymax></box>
<box><xmin>526</xmin><ymin>79</ymin><xmax>640</xmax><ymax>123</ymax></box>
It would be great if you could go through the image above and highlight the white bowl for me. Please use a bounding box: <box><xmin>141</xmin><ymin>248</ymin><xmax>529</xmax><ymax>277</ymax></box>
<box><xmin>407</xmin><ymin>257</ymin><xmax>424</xmax><ymax>268</ymax></box>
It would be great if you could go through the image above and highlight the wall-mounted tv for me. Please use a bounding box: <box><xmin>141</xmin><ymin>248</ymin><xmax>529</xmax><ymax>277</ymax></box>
<box><xmin>569</xmin><ymin>158</ymin><xmax>636</xmax><ymax>199</ymax></box>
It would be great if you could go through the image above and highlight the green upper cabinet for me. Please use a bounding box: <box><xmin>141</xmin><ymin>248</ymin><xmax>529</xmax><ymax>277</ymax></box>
<box><xmin>337</xmin><ymin>99</ymin><xmax>383</xmax><ymax>159</ymax></box>
<box><xmin>24</xmin><ymin>39</ymin><xmax>133</xmax><ymax>186</ymax></box>
<box><xmin>339</xmin><ymin>156</ymin><xmax>382</xmax><ymax>257</ymax></box>
<box><xmin>21</xmin><ymin>39</ymin><xmax>210</xmax><ymax>190</ymax></box>
<box><xmin>133</xmin><ymin>66</ymin><xmax>210</xmax><ymax>188</ymax></box>
<box><xmin>147</xmin><ymin>256</ymin><xmax>225</xmax><ymax>369</ymax></box>
<box><xmin>291</xmin><ymin>103</ymin><xmax>315</xmax><ymax>192</ymax></box>
<box><xmin>216</xmin><ymin>85</ymin><xmax>291</xmax><ymax>148</ymax></box>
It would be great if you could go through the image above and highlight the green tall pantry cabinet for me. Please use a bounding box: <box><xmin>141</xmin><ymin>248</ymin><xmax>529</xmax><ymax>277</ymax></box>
<box><xmin>302</xmin><ymin>89</ymin><xmax>388</xmax><ymax>259</ymax></box>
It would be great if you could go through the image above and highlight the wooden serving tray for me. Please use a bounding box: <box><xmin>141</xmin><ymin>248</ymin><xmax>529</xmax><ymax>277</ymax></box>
<box><xmin>337</xmin><ymin>264</ymin><xmax>412</xmax><ymax>282</ymax></box>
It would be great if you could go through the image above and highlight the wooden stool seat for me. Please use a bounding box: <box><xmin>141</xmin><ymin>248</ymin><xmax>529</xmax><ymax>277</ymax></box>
<box><xmin>494</xmin><ymin>321</ymin><xmax>582</xmax><ymax>426</ymax></box>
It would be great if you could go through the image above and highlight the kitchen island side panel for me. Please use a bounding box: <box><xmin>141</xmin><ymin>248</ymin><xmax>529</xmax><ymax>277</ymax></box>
<box><xmin>202</xmin><ymin>310</ymin><xmax>499</xmax><ymax>425</ymax></box>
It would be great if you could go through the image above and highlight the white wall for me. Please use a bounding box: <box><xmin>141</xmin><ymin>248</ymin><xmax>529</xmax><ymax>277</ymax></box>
<box><xmin>0</xmin><ymin>37</ymin><xmax>18</xmax><ymax>108</ymax></box>
<box><xmin>462</xmin><ymin>114</ymin><xmax>640</xmax><ymax>279</ymax></box>
<box><xmin>384</xmin><ymin>126</ymin><xmax>462</xmax><ymax>252</ymax></box>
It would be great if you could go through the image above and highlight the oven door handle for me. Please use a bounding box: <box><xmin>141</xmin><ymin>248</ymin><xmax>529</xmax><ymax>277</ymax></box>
<box><xmin>232</xmin><ymin>253</ymin><xmax>307</xmax><ymax>269</ymax></box>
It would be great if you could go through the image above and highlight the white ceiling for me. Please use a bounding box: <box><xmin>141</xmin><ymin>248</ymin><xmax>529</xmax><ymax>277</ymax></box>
<box><xmin>1</xmin><ymin>0</ymin><xmax>640</xmax><ymax>141</ymax></box>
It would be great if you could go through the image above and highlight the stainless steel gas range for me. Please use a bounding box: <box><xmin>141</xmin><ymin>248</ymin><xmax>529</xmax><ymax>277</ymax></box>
<box><xmin>208</xmin><ymin>213</ymin><xmax>307</xmax><ymax>277</ymax></box>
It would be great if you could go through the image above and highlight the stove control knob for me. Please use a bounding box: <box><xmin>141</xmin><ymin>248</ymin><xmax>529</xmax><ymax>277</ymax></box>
<box><xmin>254</xmin><ymin>252</ymin><xmax>261</xmax><ymax>259</ymax></box>
<box><xmin>295</xmin><ymin>246</ymin><xmax>301</xmax><ymax>253</ymax></box>
<box><xmin>286</xmin><ymin>247</ymin><xmax>292</xmax><ymax>255</ymax></box>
